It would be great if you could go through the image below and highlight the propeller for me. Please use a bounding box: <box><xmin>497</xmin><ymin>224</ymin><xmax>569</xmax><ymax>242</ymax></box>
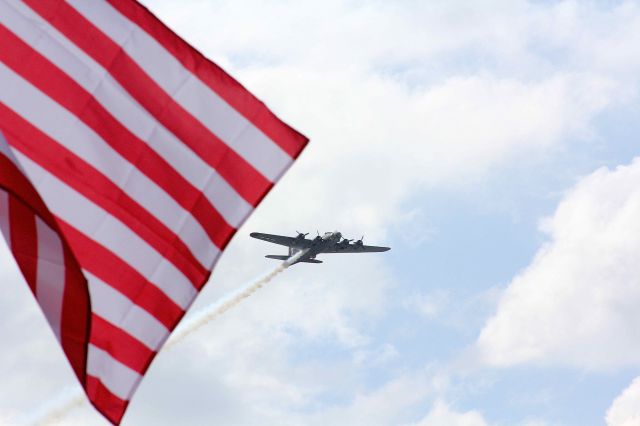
<box><xmin>355</xmin><ymin>236</ymin><xmax>364</xmax><ymax>246</ymax></box>
<box><xmin>295</xmin><ymin>231</ymin><xmax>309</xmax><ymax>238</ymax></box>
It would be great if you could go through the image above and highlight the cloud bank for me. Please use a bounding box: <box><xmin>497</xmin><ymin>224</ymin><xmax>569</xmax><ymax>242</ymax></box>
<box><xmin>478</xmin><ymin>158</ymin><xmax>640</xmax><ymax>370</ymax></box>
<box><xmin>607</xmin><ymin>376</ymin><xmax>640</xmax><ymax>426</ymax></box>
<box><xmin>409</xmin><ymin>400</ymin><xmax>488</xmax><ymax>426</ymax></box>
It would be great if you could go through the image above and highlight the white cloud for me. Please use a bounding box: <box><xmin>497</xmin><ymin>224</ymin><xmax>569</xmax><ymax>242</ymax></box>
<box><xmin>519</xmin><ymin>421</ymin><xmax>551</xmax><ymax>426</ymax></box>
<box><xmin>409</xmin><ymin>290</ymin><xmax>450</xmax><ymax>320</ymax></box>
<box><xmin>408</xmin><ymin>399</ymin><xmax>488</xmax><ymax>426</ymax></box>
<box><xmin>144</xmin><ymin>0</ymin><xmax>640</xmax><ymax>86</ymax></box>
<box><xmin>353</xmin><ymin>343</ymin><xmax>399</xmax><ymax>367</ymax></box>
<box><xmin>477</xmin><ymin>158</ymin><xmax>640</xmax><ymax>369</ymax></box>
<box><xmin>124</xmin><ymin>322</ymin><xmax>437</xmax><ymax>425</ymax></box>
<box><xmin>606</xmin><ymin>377</ymin><xmax>640</xmax><ymax>426</ymax></box>
<box><xmin>236</xmin><ymin>68</ymin><xmax>618</xmax><ymax>251</ymax></box>
<box><xmin>301</xmin><ymin>373</ymin><xmax>436</xmax><ymax>426</ymax></box>
<box><xmin>142</xmin><ymin>0</ymin><xmax>628</xmax><ymax>241</ymax></box>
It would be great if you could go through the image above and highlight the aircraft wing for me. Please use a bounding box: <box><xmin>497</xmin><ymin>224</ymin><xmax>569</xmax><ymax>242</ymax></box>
<box><xmin>322</xmin><ymin>244</ymin><xmax>390</xmax><ymax>254</ymax></box>
<box><xmin>250</xmin><ymin>232</ymin><xmax>313</xmax><ymax>248</ymax></box>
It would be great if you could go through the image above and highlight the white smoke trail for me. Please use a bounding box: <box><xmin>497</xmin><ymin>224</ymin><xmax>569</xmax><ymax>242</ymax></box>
<box><xmin>165</xmin><ymin>250</ymin><xmax>304</xmax><ymax>349</ymax></box>
<box><xmin>28</xmin><ymin>251</ymin><xmax>304</xmax><ymax>425</ymax></box>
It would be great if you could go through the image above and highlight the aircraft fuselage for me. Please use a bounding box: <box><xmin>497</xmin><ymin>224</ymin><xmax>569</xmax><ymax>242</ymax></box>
<box><xmin>289</xmin><ymin>231</ymin><xmax>341</xmax><ymax>265</ymax></box>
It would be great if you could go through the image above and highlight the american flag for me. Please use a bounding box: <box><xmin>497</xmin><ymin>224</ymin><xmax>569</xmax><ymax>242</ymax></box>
<box><xmin>0</xmin><ymin>0</ymin><xmax>308</xmax><ymax>423</ymax></box>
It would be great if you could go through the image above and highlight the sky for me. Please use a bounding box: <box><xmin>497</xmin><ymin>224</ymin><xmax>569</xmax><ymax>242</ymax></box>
<box><xmin>2</xmin><ymin>0</ymin><xmax>640</xmax><ymax>425</ymax></box>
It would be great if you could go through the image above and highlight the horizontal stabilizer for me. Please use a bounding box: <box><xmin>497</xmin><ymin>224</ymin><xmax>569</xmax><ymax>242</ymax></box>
<box><xmin>265</xmin><ymin>255</ymin><xmax>323</xmax><ymax>264</ymax></box>
<box><xmin>265</xmin><ymin>255</ymin><xmax>290</xmax><ymax>261</ymax></box>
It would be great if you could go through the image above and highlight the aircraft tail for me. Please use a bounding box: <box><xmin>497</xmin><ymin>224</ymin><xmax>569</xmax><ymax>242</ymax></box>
<box><xmin>265</xmin><ymin>255</ymin><xmax>322</xmax><ymax>264</ymax></box>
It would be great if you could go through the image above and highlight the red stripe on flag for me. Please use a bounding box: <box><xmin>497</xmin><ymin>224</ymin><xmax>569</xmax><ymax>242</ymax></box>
<box><xmin>25</xmin><ymin>0</ymin><xmax>273</xmax><ymax>206</ymax></box>
<box><xmin>90</xmin><ymin>314</ymin><xmax>155</xmax><ymax>373</ymax></box>
<box><xmin>60</xmin><ymin>243</ymin><xmax>91</xmax><ymax>383</ymax></box>
<box><xmin>86</xmin><ymin>376</ymin><xmax>130</xmax><ymax>425</ymax></box>
<box><xmin>107</xmin><ymin>0</ymin><xmax>309</xmax><ymax>159</ymax></box>
<box><xmin>8</xmin><ymin>198</ymin><xmax>38</xmax><ymax>294</ymax></box>
<box><xmin>0</xmin><ymin>103</ymin><xmax>207</xmax><ymax>286</ymax></box>
<box><xmin>59</xmin><ymin>222</ymin><xmax>184</xmax><ymax>330</ymax></box>
<box><xmin>0</xmin><ymin>23</ymin><xmax>237</xmax><ymax>253</ymax></box>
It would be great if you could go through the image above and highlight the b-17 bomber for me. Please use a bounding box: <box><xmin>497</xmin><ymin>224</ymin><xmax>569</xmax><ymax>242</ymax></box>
<box><xmin>250</xmin><ymin>231</ymin><xmax>390</xmax><ymax>265</ymax></box>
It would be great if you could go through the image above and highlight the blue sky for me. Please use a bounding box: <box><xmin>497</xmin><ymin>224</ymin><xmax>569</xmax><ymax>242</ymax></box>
<box><xmin>2</xmin><ymin>0</ymin><xmax>640</xmax><ymax>425</ymax></box>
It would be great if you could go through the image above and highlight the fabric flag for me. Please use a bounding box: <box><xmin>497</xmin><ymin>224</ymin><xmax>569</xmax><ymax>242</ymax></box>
<box><xmin>0</xmin><ymin>0</ymin><xmax>308</xmax><ymax>424</ymax></box>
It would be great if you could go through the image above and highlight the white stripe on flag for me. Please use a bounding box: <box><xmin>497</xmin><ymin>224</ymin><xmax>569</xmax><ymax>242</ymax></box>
<box><xmin>0</xmin><ymin>127</ymin><xmax>21</xmax><ymax>169</ymax></box>
<box><xmin>14</xmin><ymin>152</ymin><xmax>197</xmax><ymax>310</ymax></box>
<box><xmin>35</xmin><ymin>216</ymin><xmax>66</xmax><ymax>342</ymax></box>
<box><xmin>0</xmin><ymin>131</ymin><xmax>13</xmax><ymax>250</ymax></box>
<box><xmin>0</xmin><ymin>61</ymin><xmax>220</xmax><ymax>269</ymax></box>
<box><xmin>0</xmin><ymin>0</ymin><xmax>253</xmax><ymax>228</ymax></box>
<box><xmin>86</xmin><ymin>271</ymin><xmax>169</xmax><ymax>351</ymax></box>
<box><xmin>87</xmin><ymin>344</ymin><xmax>141</xmax><ymax>401</ymax></box>
<box><xmin>0</xmin><ymin>190</ymin><xmax>10</xmax><ymax>250</ymax></box>
<box><xmin>67</xmin><ymin>0</ymin><xmax>293</xmax><ymax>182</ymax></box>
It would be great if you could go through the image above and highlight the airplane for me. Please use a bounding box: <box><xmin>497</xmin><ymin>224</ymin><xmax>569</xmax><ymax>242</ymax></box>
<box><xmin>249</xmin><ymin>231</ymin><xmax>390</xmax><ymax>265</ymax></box>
